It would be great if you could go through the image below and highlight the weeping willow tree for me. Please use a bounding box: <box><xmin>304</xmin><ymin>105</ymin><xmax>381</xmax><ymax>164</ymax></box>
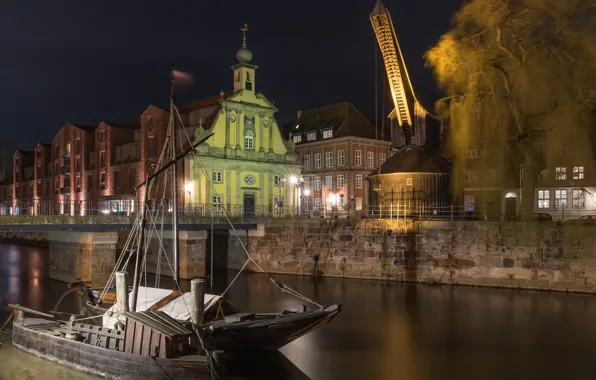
<box><xmin>425</xmin><ymin>0</ymin><xmax>596</xmax><ymax>218</ymax></box>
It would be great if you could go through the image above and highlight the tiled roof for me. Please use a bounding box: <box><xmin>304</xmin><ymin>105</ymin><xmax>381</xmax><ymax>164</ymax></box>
<box><xmin>288</xmin><ymin>102</ymin><xmax>386</xmax><ymax>143</ymax></box>
<box><xmin>178</xmin><ymin>91</ymin><xmax>234</xmax><ymax>113</ymax></box>
<box><xmin>108</xmin><ymin>120</ymin><xmax>141</xmax><ymax>130</ymax></box>
<box><xmin>71</xmin><ymin>124</ymin><xmax>98</xmax><ymax>133</ymax></box>
<box><xmin>370</xmin><ymin>145</ymin><xmax>451</xmax><ymax>176</ymax></box>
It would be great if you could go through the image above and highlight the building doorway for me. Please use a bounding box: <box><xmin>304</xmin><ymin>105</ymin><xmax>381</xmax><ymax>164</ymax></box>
<box><xmin>504</xmin><ymin>192</ymin><xmax>517</xmax><ymax>221</ymax></box>
<box><xmin>243</xmin><ymin>194</ymin><xmax>255</xmax><ymax>217</ymax></box>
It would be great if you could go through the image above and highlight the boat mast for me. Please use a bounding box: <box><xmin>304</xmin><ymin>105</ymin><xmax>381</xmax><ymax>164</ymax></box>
<box><xmin>170</xmin><ymin>69</ymin><xmax>180</xmax><ymax>286</ymax></box>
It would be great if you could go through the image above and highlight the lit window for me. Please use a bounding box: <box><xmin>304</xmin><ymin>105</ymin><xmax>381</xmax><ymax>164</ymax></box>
<box><xmin>337</xmin><ymin>174</ymin><xmax>344</xmax><ymax>189</ymax></box>
<box><xmin>367</xmin><ymin>151</ymin><xmax>374</xmax><ymax>167</ymax></box>
<box><xmin>212</xmin><ymin>171</ymin><xmax>223</xmax><ymax>183</ymax></box>
<box><xmin>314</xmin><ymin>176</ymin><xmax>321</xmax><ymax>190</ymax></box>
<box><xmin>555</xmin><ymin>167</ymin><xmax>566</xmax><ymax>180</ymax></box>
<box><xmin>314</xmin><ymin>153</ymin><xmax>321</xmax><ymax>169</ymax></box>
<box><xmin>304</xmin><ymin>155</ymin><xmax>311</xmax><ymax>170</ymax></box>
<box><xmin>245</xmin><ymin>130</ymin><xmax>254</xmax><ymax>149</ymax></box>
<box><xmin>326</xmin><ymin>152</ymin><xmax>333</xmax><ymax>167</ymax></box>
<box><xmin>555</xmin><ymin>189</ymin><xmax>567</xmax><ymax>208</ymax></box>
<box><xmin>307</xmin><ymin>132</ymin><xmax>316</xmax><ymax>141</ymax></box>
<box><xmin>537</xmin><ymin>190</ymin><xmax>550</xmax><ymax>208</ymax></box>
<box><xmin>573</xmin><ymin>166</ymin><xmax>584</xmax><ymax>180</ymax></box>
<box><xmin>293</xmin><ymin>135</ymin><xmax>302</xmax><ymax>144</ymax></box>
<box><xmin>355</xmin><ymin>197</ymin><xmax>363</xmax><ymax>211</ymax></box>
<box><xmin>325</xmin><ymin>175</ymin><xmax>333</xmax><ymax>189</ymax></box>
<box><xmin>322</xmin><ymin>129</ymin><xmax>332</xmax><ymax>139</ymax></box>
<box><xmin>406</xmin><ymin>178</ymin><xmax>413</xmax><ymax>186</ymax></box>
<box><xmin>355</xmin><ymin>175</ymin><xmax>363</xmax><ymax>189</ymax></box>
<box><xmin>314</xmin><ymin>198</ymin><xmax>321</xmax><ymax>210</ymax></box>
<box><xmin>379</xmin><ymin>153</ymin><xmax>386</xmax><ymax>165</ymax></box>
<box><xmin>99</xmin><ymin>171</ymin><xmax>106</xmax><ymax>190</ymax></box>
<box><xmin>338</xmin><ymin>150</ymin><xmax>345</xmax><ymax>166</ymax></box>
<box><xmin>355</xmin><ymin>150</ymin><xmax>362</xmax><ymax>166</ymax></box>
<box><xmin>572</xmin><ymin>189</ymin><xmax>586</xmax><ymax>209</ymax></box>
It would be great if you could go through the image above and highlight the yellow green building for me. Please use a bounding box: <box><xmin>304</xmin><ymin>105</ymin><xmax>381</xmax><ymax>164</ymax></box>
<box><xmin>183</xmin><ymin>30</ymin><xmax>301</xmax><ymax>215</ymax></box>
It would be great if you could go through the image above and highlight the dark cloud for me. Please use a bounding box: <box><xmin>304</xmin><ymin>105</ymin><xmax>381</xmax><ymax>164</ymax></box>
<box><xmin>0</xmin><ymin>0</ymin><xmax>462</xmax><ymax>150</ymax></box>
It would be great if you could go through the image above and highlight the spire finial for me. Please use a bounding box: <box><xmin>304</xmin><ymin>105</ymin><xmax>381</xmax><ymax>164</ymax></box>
<box><xmin>241</xmin><ymin>23</ymin><xmax>248</xmax><ymax>46</ymax></box>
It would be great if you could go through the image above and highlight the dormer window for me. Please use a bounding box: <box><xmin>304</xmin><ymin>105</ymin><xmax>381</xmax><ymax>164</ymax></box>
<box><xmin>307</xmin><ymin>132</ymin><xmax>316</xmax><ymax>141</ymax></box>
<box><xmin>322</xmin><ymin>129</ymin><xmax>333</xmax><ymax>139</ymax></box>
<box><xmin>293</xmin><ymin>135</ymin><xmax>302</xmax><ymax>144</ymax></box>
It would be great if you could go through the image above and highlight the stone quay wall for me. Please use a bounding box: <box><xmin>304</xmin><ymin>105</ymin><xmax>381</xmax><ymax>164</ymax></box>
<box><xmin>47</xmin><ymin>231</ymin><xmax>118</xmax><ymax>283</ymax></box>
<box><xmin>228</xmin><ymin>219</ymin><xmax>596</xmax><ymax>293</ymax></box>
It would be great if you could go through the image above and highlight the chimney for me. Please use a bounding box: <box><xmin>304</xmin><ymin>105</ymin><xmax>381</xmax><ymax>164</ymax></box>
<box><xmin>297</xmin><ymin>110</ymin><xmax>303</xmax><ymax>120</ymax></box>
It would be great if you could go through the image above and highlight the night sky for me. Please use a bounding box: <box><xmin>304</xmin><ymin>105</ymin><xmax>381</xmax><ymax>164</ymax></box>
<box><xmin>1</xmin><ymin>0</ymin><xmax>463</xmax><ymax>150</ymax></box>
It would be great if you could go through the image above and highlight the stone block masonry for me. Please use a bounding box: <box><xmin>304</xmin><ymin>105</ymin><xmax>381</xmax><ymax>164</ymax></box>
<box><xmin>145</xmin><ymin>231</ymin><xmax>207</xmax><ymax>279</ymax></box>
<box><xmin>48</xmin><ymin>231</ymin><xmax>118</xmax><ymax>283</ymax></box>
<box><xmin>228</xmin><ymin>219</ymin><xmax>596</xmax><ymax>294</ymax></box>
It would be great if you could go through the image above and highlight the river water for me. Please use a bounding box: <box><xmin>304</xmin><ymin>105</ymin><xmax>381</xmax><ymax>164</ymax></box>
<box><xmin>2</xmin><ymin>243</ymin><xmax>596</xmax><ymax>380</ymax></box>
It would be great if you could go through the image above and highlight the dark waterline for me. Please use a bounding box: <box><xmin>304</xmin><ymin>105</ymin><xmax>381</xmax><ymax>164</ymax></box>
<box><xmin>2</xmin><ymin>243</ymin><xmax>596</xmax><ymax>380</ymax></box>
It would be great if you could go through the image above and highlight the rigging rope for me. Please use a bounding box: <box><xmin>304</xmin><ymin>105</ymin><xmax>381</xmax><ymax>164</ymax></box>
<box><xmin>175</xmin><ymin>105</ymin><xmax>323</xmax><ymax>309</ymax></box>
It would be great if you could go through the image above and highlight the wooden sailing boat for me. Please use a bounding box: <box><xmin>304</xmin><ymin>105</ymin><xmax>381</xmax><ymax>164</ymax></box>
<box><xmin>5</xmin><ymin>70</ymin><xmax>221</xmax><ymax>380</ymax></box>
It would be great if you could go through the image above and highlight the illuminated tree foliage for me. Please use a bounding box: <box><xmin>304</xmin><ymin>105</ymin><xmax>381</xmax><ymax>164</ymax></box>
<box><xmin>425</xmin><ymin>0</ymin><xmax>596</xmax><ymax>216</ymax></box>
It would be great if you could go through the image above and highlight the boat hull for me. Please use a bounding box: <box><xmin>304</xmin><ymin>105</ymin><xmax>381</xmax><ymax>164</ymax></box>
<box><xmin>12</xmin><ymin>320</ymin><xmax>214</xmax><ymax>380</ymax></box>
<box><xmin>203</xmin><ymin>304</ymin><xmax>341</xmax><ymax>351</ymax></box>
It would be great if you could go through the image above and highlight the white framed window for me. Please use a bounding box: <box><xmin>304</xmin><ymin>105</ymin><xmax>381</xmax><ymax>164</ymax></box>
<box><xmin>367</xmin><ymin>151</ymin><xmax>374</xmax><ymax>167</ymax></box>
<box><xmin>314</xmin><ymin>153</ymin><xmax>321</xmax><ymax>169</ymax></box>
<box><xmin>537</xmin><ymin>190</ymin><xmax>550</xmax><ymax>208</ymax></box>
<box><xmin>465</xmin><ymin>149</ymin><xmax>478</xmax><ymax>159</ymax></box>
<box><xmin>573</xmin><ymin>166</ymin><xmax>584</xmax><ymax>180</ymax></box>
<box><xmin>379</xmin><ymin>153</ymin><xmax>386</xmax><ymax>165</ymax></box>
<box><xmin>307</xmin><ymin>132</ymin><xmax>316</xmax><ymax>141</ymax></box>
<box><xmin>314</xmin><ymin>198</ymin><xmax>321</xmax><ymax>210</ymax></box>
<box><xmin>355</xmin><ymin>174</ymin><xmax>363</xmax><ymax>189</ymax></box>
<box><xmin>213</xmin><ymin>195</ymin><xmax>223</xmax><ymax>212</ymax></box>
<box><xmin>245</xmin><ymin>130</ymin><xmax>254</xmax><ymax>149</ymax></box>
<box><xmin>555</xmin><ymin>189</ymin><xmax>567</xmax><ymax>208</ymax></box>
<box><xmin>406</xmin><ymin>178</ymin><xmax>413</xmax><ymax>186</ymax></box>
<box><xmin>212</xmin><ymin>170</ymin><xmax>223</xmax><ymax>183</ymax></box>
<box><xmin>464</xmin><ymin>170</ymin><xmax>476</xmax><ymax>183</ymax></box>
<box><xmin>304</xmin><ymin>155</ymin><xmax>311</xmax><ymax>170</ymax></box>
<box><xmin>314</xmin><ymin>176</ymin><xmax>321</xmax><ymax>190</ymax></box>
<box><xmin>572</xmin><ymin>189</ymin><xmax>586</xmax><ymax>209</ymax></box>
<box><xmin>555</xmin><ymin>167</ymin><xmax>566</xmax><ymax>180</ymax></box>
<box><xmin>274</xmin><ymin>175</ymin><xmax>281</xmax><ymax>186</ymax></box>
<box><xmin>355</xmin><ymin>197</ymin><xmax>363</xmax><ymax>211</ymax></box>
<box><xmin>325</xmin><ymin>175</ymin><xmax>333</xmax><ymax>189</ymax></box>
<box><xmin>338</xmin><ymin>150</ymin><xmax>345</xmax><ymax>166</ymax></box>
<box><xmin>326</xmin><ymin>151</ymin><xmax>333</xmax><ymax>167</ymax></box>
<box><xmin>292</xmin><ymin>135</ymin><xmax>301</xmax><ymax>144</ymax></box>
<box><xmin>274</xmin><ymin>197</ymin><xmax>282</xmax><ymax>211</ymax></box>
<box><xmin>337</xmin><ymin>174</ymin><xmax>344</xmax><ymax>188</ymax></box>
<box><xmin>538</xmin><ymin>169</ymin><xmax>548</xmax><ymax>181</ymax></box>
<box><xmin>355</xmin><ymin>150</ymin><xmax>362</xmax><ymax>166</ymax></box>
<box><xmin>322</xmin><ymin>129</ymin><xmax>332</xmax><ymax>139</ymax></box>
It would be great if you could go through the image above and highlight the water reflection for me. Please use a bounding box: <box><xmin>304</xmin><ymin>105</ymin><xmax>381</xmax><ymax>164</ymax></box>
<box><xmin>2</xmin><ymin>244</ymin><xmax>596</xmax><ymax>379</ymax></box>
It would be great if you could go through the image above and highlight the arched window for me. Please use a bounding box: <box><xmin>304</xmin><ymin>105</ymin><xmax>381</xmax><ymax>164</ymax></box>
<box><xmin>244</xmin><ymin>130</ymin><xmax>254</xmax><ymax>150</ymax></box>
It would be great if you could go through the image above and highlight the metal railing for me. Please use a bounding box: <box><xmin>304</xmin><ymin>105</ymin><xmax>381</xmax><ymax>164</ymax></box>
<box><xmin>0</xmin><ymin>199</ymin><xmax>594</xmax><ymax>222</ymax></box>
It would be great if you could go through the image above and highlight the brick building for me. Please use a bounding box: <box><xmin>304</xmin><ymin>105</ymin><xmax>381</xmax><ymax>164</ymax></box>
<box><xmin>286</xmin><ymin>102</ymin><xmax>391</xmax><ymax>214</ymax></box>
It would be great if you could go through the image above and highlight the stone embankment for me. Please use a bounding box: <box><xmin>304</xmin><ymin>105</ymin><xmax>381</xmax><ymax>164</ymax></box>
<box><xmin>228</xmin><ymin>219</ymin><xmax>596</xmax><ymax>293</ymax></box>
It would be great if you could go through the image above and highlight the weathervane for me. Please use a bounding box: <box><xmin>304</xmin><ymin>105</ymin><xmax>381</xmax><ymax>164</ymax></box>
<box><xmin>241</xmin><ymin>23</ymin><xmax>248</xmax><ymax>46</ymax></box>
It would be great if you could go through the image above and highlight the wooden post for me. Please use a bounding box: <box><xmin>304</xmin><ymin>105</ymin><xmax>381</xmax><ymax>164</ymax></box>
<box><xmin>191</xmin><ymin>278</ymin><xmax>206</xmax><ymax>326</ymax></box>
<box><xmin>116</xmin><ymin>272</ymin><xmax>129</xmax><ymax>313</ymax></box>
